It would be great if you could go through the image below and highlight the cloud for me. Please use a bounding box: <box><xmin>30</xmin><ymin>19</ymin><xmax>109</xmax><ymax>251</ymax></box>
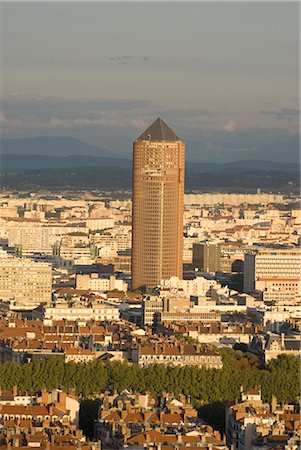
<box><xmin>110</xmin><ymin>55</ymin><xmax>134</xmax><ymax>61</ymax></box>
<box><xmin>223</xmin><ymin>120</ymin><xmax>237</xmax><ymax>133</ymax></box>
<box><xmin>1</xmin><ymin>93</ymin><xmax>151</xmax><ymax>126</ymax></box>
<box><xmin>130</xmin><ymin>119</ymin><xmax>147</xmax><ymax>128</ymax></box>
<box><xmin>0</xmin><ymin>93</ymin><xmax>155</xmax><ymax>131</ymax></box>
<box><xmin>260</xmin><ymin>108</ymin><xmax>300</xmax><ymax>120</ymax></box>
<box><xmin>109</xmin><ymin>55</ymin><xmax>150</xmax><ymax>64</ymax></box>
<box><xmin>0</xmin><ymin>113</ymin><xmax>7</xmax><ymax>123</ymax></box>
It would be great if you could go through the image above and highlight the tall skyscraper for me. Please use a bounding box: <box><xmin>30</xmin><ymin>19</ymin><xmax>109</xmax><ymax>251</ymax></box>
<box><xmin>132</xmin><ymin>118</ymin><xmax>185</xmax><ymax>289</ymax></box>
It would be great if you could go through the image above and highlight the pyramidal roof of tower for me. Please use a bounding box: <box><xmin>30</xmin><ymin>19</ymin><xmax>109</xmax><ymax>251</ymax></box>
<box><xmin>136</xmin><ymin>117</ymin><xmax>181</xmax><ymax>142</ymax></box>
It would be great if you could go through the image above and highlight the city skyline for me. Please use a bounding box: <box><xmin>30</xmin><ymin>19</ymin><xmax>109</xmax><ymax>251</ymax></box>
<box><xmin>1</xmin><ymin>2</ymin><xmax>299</xmax><ymax>162</ymax></box>
<box><xmin>0</xmin><ymin>2</ymin><xmax>299</xmax><ymax>448</ymax></box>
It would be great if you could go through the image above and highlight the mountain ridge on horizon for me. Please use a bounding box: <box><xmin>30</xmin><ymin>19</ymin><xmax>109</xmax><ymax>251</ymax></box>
<box><xmin>0</xmin><ymin>135</ymin><xmax>299</xmax><ymax>166</ymax></box>
<box><xmin>0</xmin><ymin>153</ymin><xmax>298</xmax><ymax>173</ymax></box>
<box><xmin>0</xmin><ymin>136</ymin><xmax>118</xmax><ymax>158</ymax></box>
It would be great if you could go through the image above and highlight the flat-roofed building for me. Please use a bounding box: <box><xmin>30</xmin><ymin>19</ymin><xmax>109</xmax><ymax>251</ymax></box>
<box><xmin>244</xmin><ymin>247</ymin><xmax>301</xmax><ymax>304</ymax></box>
<box><xmin>192</xmin><ymin>242</ymin><xmax>221</xmax><ymax>273</ymax></box>
<box><xmin>0</xmin><ymin>250</ymin><xmax>52</xmax><ymax>307</ymax></box>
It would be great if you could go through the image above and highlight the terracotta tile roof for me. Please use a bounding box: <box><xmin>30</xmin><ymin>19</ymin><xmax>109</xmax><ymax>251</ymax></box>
<box><xmin>124</xmin><ymin>412</ymin><xmax>144</xmax><ymax>423</ymax></box>
<box><xmin>65</xmin><ymin>348</ymin><xmax>93</xmax><ymax>356</ymax></box>
<box><xmin>161</xmin><ymin>413</ymin><xmax>182</xmax><ymax>424</ymax></box>
<box><xmin>182</xmin><ymin>435</ymin><xmax>200</xmax><ymax>443</ymax></box>
<box><xmin>127</xmin><ymin>430</ymin><xmax>178</xmax><ymax>444</ymax></box>
<box><xmin>102</xmin><ymin>410</ymin><xmax>121</xmax><ymax>421</ymax></box>
<box><xmin>0</xmin><ymin>405</ymin><xmax>49</xmax><ymax>416</ymax></box>
<box><xmin>145</xmin><ymin>412</ymin><xmax>160</xmax><ymax>424</ymax></box>
<box><xmin>244</xmin><ymin>388</ymin><xmax>261</xmax><ymax>395</ymax></box>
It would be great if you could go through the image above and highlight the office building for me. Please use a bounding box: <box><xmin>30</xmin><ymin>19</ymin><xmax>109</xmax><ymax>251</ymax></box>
<box><xmin>131</xmin><ymin>118</ymin><xmax>185</xmax><ymax>289</ymax></box>
<box><xmin>192</xmin><ymin>242</ymin><xmax>221</xmax><ymax>273</ymax></box>
<box><xmin>244</xmin><ymin>247</ymin><xmax>301</xmax><ymax>303</ymax></box>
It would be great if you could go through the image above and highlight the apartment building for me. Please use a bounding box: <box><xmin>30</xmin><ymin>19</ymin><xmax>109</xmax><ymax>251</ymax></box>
<box><xmin>226</xmin><ymin>387</ymin><xmax>300</xmax><ymax>450</ymax></box>
<box><xmin>45</xmin><ymin>301</ymin><xmax>120</xmax><ymax>322</ymax></box>
<box><xmin>0</xmin><ymin>250</ymin><xmax>52</xmax><ymax>307</ymax></box>
<box><xmin>185</xmin><ymin>193</ymin><xmax>284</xmax><ymax>207</ymax></box>
<box><xmin>86</xmin><ymin>217</ymin><xmax>115</xmax><ymax>231</ymax></box>
<box><xmin>244</xmin><ymin>247</ymin><xmax>301</xmax><ymax>303</ymax></box>
<box><xmin>142</xmin><ymin>294</ymin><xmax>221</xmax><ymax>327</ymax></box>
<box><xmin>76</xmin><ymin>273</ymin><xmax>128</xmax><ymax>292</ymax></box>
<box><xmin>65</xmin><ymin>348</ymin><xmax>96</xmax><ymax>363</ymax></box>
<box><xmin>160</xmin><ymin>275</ymin><xmax>220</xmax><ymax>297</ymax></box>
<box><xmin>133</xmin><ymin>344</ymin><xmax>223</xmax><ymax>369</ymax></box>
<box><xmin>96</xmin><ymin>390</ymin><xmax>228</xmax><ymax>449</ymax></box>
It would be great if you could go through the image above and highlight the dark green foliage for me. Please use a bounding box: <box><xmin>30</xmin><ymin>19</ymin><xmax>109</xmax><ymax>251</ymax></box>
<box><xmin>79</xmin><ymin>399</ymin><xmax>100</xmax><ymax>439</ymax></box>
<box><xmin>197</xmin><ymin>402</ymin><xmax>225</xmax><ymax>432</ymax></box>
<box><xmin>0</xmin><ymin>353</ymin><xmax>299</xmax><ymax>407</ymax></box>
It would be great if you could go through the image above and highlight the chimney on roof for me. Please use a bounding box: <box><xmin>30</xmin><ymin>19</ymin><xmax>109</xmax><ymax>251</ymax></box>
<box><xmin>271</xmin><ymin>395</ymin><xmax>278</xmax><ymax>413</ymax></box>
<box><xmin>281</xmin><ymin>333</ymin><xmax>285</xmax><ymax>349</ymax></box>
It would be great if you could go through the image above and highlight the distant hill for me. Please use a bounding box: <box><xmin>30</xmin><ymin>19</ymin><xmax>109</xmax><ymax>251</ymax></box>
<box><xmin>187</xmin><ymin>133</ymin><xmax>300</xmax><ymax>164</ymax></box>
<box><xmin>185</xmin><ymin>159</ymin><xmax>299</xmax><ymax>173</ymax></box>
<box><xmin>1</xmin><ymin>166</ymin><xmax>299</xmax><ymax>193</ymax></box>
<box><xmin>0</xmin><ymin>154</ymin><xmax>131</xmax><ymax>170</ymax></box>
<box><xmin>0</xmin><ymin>136</ymin><xmax>117</xmax><ymax>158</ymax></box>
<box><xmin>0</xmin><ymin>154</ymin><xmax>298</xmax><ymax>173</ymax></box>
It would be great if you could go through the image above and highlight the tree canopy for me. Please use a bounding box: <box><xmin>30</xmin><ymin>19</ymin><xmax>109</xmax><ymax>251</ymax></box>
<box><xmin>0</xmin><ymin>351</ymin><xmax>299</xmax><ymax>406</ymax></box>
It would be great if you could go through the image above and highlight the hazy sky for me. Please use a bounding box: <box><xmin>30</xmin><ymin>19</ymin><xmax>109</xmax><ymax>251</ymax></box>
<box><xmin>1</xmin><ymin>1</ymin><xmax>300</xmax><ymax>161</ymax></box>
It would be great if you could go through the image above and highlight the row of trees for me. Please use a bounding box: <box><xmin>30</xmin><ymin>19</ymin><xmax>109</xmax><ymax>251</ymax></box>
<box><xmin>0</xmin><ymin>351</ymin><xmax>299</xmax><ymax>405</ymax></box>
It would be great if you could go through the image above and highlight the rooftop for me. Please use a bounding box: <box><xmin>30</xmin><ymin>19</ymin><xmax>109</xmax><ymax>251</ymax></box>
<box><xmin>136</xmin><ymin>117</ymin><xmax>181</xmax><ymax>142</ymax></box>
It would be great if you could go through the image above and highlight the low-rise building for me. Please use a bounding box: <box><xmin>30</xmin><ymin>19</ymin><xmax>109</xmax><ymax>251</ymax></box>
<box><xmin>132</xmin><ymin>344</ymin><xmax>223</xmax><ymax>369</ymax></box>
<box><xmin>226</xmin><ymin>387</ymin><xmax>300</xmax><ymax>450</ymax></box>
<box><xmin>76</xmin><ymin>273</ymin><xmax>128</xmax><ymax>292</ymax></box>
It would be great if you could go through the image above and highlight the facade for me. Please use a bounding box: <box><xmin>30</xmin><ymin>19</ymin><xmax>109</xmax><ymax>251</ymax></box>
<box><xmin>65</xmin><ymin>348</ymin><xmax>96</xmax><ymax>363</ymax></box>
<box><xmin>184</xmin><ymin>193</ymin><xmax>284</xmax><ymax>207</ymax></box>
<box><xmin>160</xmin><ymin>275</ymin><xmax>220</xmax><ymax>297</ymax></box>
<box><xmin>244</xmin><ymin>247</ymin><xmax>301</xmax><ymax>303</ymax></box>
<box><xmin>131</xmin><ymin>118</ymin><xmax>185</xmax><ymax>289</ymax></box>
<box><xmin>44</xmin><ymin>302</ymin><xmax>120</xmax><ymax>322</ymax></box>
<box><xmin>96</xmin><ymin>391</ymin><xmax>228</xmax><ymax>449</ymax></box>
<box><xmin>142</xmin><ymin>294</ymin><xmax>221</xmax><ymax>327</ymax></box>
<box><xmin>142</xmin><ymin>295</ymin><xmax>164</xmax><ymax>327</ymax></box>
<box><xmin>192</xmin><ymin>242</ymin><xmax>221</xmax><ymax>273</ymax></box>
<box><xmin>133</xmin><ymin>344</ymin><xmax>223</xmax><ymax>369</ymax></box>
<box><xmin>0</xmin><ymin>250</ymin><xmax>52</xmax><ymax>306</ymax></box>
<box><xmin>76</xmin><ymin>273</ymin><xmax>128</xmax><ymax>292</ymax></box>
<box><xmin>0</xmin><ymin>388</ymin><xmax>100</xmax><ymax>448</ymax></box>
<box><xmin>226</xmin><ymin>387</ymin><xmax>300</xmax><ymax>450</ymax></box>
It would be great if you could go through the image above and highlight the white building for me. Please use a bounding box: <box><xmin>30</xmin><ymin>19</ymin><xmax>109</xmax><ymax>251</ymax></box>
<box><xmin>86</xmin><ymin>217</ymin><xmax>115</xmax><ymax>231</ymax></box>
<box><xmin>244</xmin><ymin>247</ymin><xmax>301</xmax><ymax>304</ymax></box>
<box><xmin>0</xmin><ymin>250</ymin><xmax>52</xmax><ymax>307</ymax></box>
<box><xmin>45</xmin><ymin>302</ymin><xmax>120</xmax><ymax>322</ymax></box>
<box><xmin>185</xmin><ymin>193</ymin><xmax>284</xmax><ymax>207</ymax></box>
<box><xmin>160</xmin><ymin>275</ymin><xmax>220</xmax><ymax>297</ymax></box>
<box><xmin>76</xmin><ymin>274</ymin><xmax>128</xmax><ymax>292</ymax></box>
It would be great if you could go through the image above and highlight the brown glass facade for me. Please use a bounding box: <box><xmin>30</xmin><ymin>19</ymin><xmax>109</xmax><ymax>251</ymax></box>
<box><xmin>131</xmin><ymin>118</ymin><xmax>185</xmax><ymax>289</ymax></box>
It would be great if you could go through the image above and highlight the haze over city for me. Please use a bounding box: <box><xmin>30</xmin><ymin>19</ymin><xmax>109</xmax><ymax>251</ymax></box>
<box><xmin>1</xmin><ymin>1</ymin><xmax>299</xmax><ymax>162</ymax></box>
<box><xmin>0</xmin><ymin>3</ymin><xmax>300</xmax><ymax>449</ymax></box>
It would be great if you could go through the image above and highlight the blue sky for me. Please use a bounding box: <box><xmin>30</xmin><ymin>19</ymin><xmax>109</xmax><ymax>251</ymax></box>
<box><xmin>1</xmin><ymin>2</ymin><xmax>299</xmax><ymax>162</ymax></box>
